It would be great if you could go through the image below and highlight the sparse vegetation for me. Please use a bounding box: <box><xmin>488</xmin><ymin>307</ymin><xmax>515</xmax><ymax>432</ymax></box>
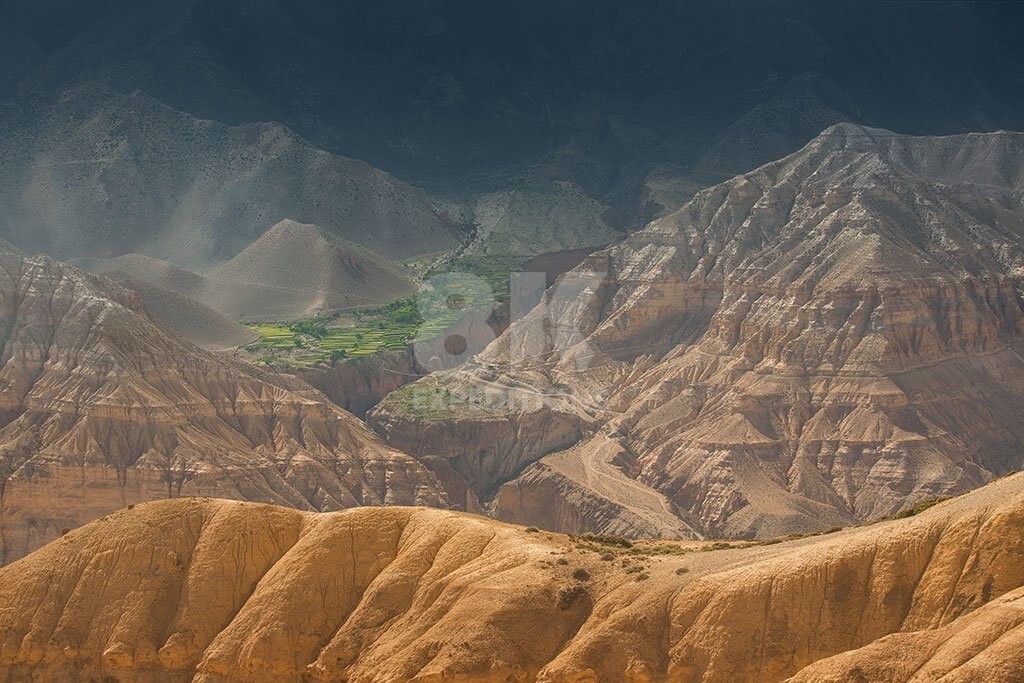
<box><xmin>379</xmin><ymin>381</ymin><xmax>478</xmax><ymax>420</ymax></box>
<box><xmin>892</xmin><ymin>497</ymin><xmax>950</xmax><ymax>519</ymax></box>
<box><xmin>572</xmin><ymin>568</ymin><xmax>591</xmax><ymax>582</ymax></box>
<box><xmin>557</xmin><ymin>585</ymin><xmax>587</xmax><ymax>610</ymax></box>
<box><xmin>702</xmin><ymin>541</ymin><xmax>739</xmax><ymax>552</ymax></box>
<box><xmin>627</xmin><ymin>543</ymin><xmax>691</xmax><ymax>557</ymax></box>
<box><xmin>577</xmin><ymin>532</ymin><xmax>633</xmax><ymax>548</ymax></box>
<box><xmin>429</xmin><ymin>253</ymin><xmax>525</xmax><ymax>304</ymax></box>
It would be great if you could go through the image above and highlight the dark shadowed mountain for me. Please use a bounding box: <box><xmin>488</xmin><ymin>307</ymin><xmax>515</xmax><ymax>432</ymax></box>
<box><xmin>0</xmin><ymin>0</ymin><xmax>1019</xmax><ymax>264</ymax></box>
<box><xmin>0</xmin><ymin>84</ymin><xmax>462</xmax><ymax>267</ymax></box>
<box><xmin>3</xmin><ymin>0</ymin><xmax>1024</xmax><ymax>253</ymax></box>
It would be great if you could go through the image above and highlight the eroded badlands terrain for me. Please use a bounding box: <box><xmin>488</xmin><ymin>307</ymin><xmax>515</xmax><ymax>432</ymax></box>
<box><xmin>0</xmin><ymin>471</ymin><xmax>1023</xmax><ymax>681</ymax></box>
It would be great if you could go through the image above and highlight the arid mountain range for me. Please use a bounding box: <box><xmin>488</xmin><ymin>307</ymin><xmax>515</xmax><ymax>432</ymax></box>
<box><xmin>3</xmin><ymin>1</ymin><xmax>1024</xmax><ymax>273</ymax></box>
<box><xmin>0</xmin><ymin>124</ymin><xmax>1022</xmax><ymax>563</ymax></box>
<box><xmin>1</xmin><ymin>3</ymin><xmax>1024</xmax><ymax>679</ymax></box>
<box><xmin>372</xmin><ymin>124</ymin><xmax>1024</xmax><ymax>539</ymax></box>
<box><xmin>0</xmin><ymin>85</ymin><xmax>462</xmax><ymax>267</ymax></box>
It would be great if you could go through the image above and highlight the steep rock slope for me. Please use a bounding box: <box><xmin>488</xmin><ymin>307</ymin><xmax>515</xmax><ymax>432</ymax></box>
<box><xmin>458</xmin><ymin>182</ymin><xmax>621</xmax><ymax>257</ymax></box>
<box><xmin>207</xmin><ymin>220</ymin><xmax>417</xmax><ymax>320</ymax></box>
<box><xmin>0</xmin><ymin>84</ymin><xmax>459</xmax><ymax>266</ymax></box>
<box><xmin>0</xmin><ymin>254</ymin><xmax>446</xmax><ymax>564</ymax></box>
<box><xmin>372</xmin><ymin>125</ymin><xmax>1024</xmax><ymax>539</ymax></box>
<box><xmin>292</xmin><ymin>349</ymin><xmax>423</xmax><ymax>419</ymax></box>
<box><xmin>1</xmin><ymin>471</ymin><xmax>1023</xmax><ymax>681</ymax></box>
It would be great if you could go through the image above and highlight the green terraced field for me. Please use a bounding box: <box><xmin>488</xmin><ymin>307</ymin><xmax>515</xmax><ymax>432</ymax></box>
<box><xmin>246</xmin><ymin>256</ymin><xmax>523</xmax><ymax>366</ymax></box>
<box><xmin>247</xmin><ymin>299</ymin><xmax>486</xmax><ymax>365</ymax></box>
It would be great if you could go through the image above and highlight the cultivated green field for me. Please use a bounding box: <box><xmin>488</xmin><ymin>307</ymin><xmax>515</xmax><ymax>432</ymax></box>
<box><xmin>247</xmin><ymin>254</ymin><xmax>527</xmax><ymax>367</ymax></box>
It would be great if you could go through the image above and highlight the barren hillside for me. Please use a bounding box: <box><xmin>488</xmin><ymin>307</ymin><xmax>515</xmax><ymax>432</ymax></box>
<box><xmin>0</xmin><ymin>84</ymin><xmax>460</xmax><ymax>267</ymax></box>
<box><xmin>0</xmin><ymin>470</ymin><xmax>1022</xmax><ymax>681</ymax></box>
<box><xmin>372</xmin><ymin>125</ymin><xmax>1024</xmax><ymax>539</ymax></box>
<box><xmin>207</xmin><ymin>220</ymin><xmax>418</xmax><ymax>320</ymax></box>
<box><xmin>0</xmin><ymin>254</ymin><xmax>446</xmax><ymax>564</ymax></box>
<box><xmin>98</xmin><ymin>272</ymin><xmax>256</xmax><ymax>350</ymax></box>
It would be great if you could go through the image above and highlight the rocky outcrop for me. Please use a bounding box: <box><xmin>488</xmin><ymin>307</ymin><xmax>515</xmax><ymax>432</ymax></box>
<box><xmin>292</xmin><ymin>349</ymin><xmax>423</xmax><ymax>419</ymax></box>
<box><xmin>374</xmin><ymin>125</ymin><xmax>1024</xmax><ymax>539</ymax></box>
<box><xmin>0</xmin><ymin>254</ymin><xmax>446</xmax><ymax>564</ymax></box>
<box><xmin>2</xmin><ymin>470</ymin><xmax>1024</xmax><ymax>681</ymax></box>
<box><xmin>370</xmin><ymin>371</ymin><xmax>589</xmax><ymax>498</ymax></box>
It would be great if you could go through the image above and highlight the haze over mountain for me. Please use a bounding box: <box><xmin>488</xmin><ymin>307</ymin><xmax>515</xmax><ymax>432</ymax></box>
<box><xmin>98</xmin><ymin>271</ymin><xmax>256</xmax><ymax>350</ymax></box>
<box><xmin>208</xmin><ymin>220</ymin><xmax>418</xmax><ymax>320</ymax></box>
<box><xmin>3</xmin><ymin>1</ymin><xmax>1024</xmax><ymax>269</ymax></box>
<box><xmin>0</xmin><ymin>84</ymin><xmax>460</xmax><ymax>267</ymax></box>
<box><xmin>1</xmin><ymin>470</ymin><xmax>1022</xmax><ymax>681</ymax></box>
<box><xmin>372</xmin><ymin>125</ymin><xmax>1024</xmax><ymax>539</ymax></box>
<box><xmin>0</xmin><ymin>254</ymin><xmax>447</xmax><ymax>563</ymax></box>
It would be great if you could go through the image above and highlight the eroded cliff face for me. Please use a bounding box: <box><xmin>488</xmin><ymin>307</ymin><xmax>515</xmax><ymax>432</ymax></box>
<box><xmin>1</xmin><ymin>471</ymin><xmax>1023</xmax><ymax>681</ymax></box>
<box><xmin>372</xmin><ymin>125</ymin><xmax>1024</xmax><ymax>538</ymax></box>
<box><xmin>292</xmin><ymin>349</ymin><xmax>423</xmax><ymax>418</ymax></box>
<box><xmin>0</xmin><ymin>254</ymin><xmax>446</xmax><ymax>564</ymax></box>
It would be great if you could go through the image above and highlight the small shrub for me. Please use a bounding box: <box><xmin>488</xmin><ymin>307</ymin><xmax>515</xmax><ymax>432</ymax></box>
<box><xmin>572</xmin><ymin>568</ymin><xmax>591</xmax><ymax>582</ymax></box>
<box><xmin>556</xmin><ymin>558</ymin><xmax>569</xmax><ymax>566</ymax></box>
<box><xmin>893</xmin><ymin>497</ymin><xmax>949</xmax><ymax>519</ymax></box>
<box><xmin>557</xmin><ymin>585</ymin><xmax>587</xmax><ymax>610</ymax></box>
<box><xmin>525</xmin><ymin>526</ymin><xmax>540</xmax><ymax>533</ymax></box>
<box><xmin>639</xmin><ymin>544</ymin><xmax>691</xmax><ymax>556</ymax></box>
<box><xmin>579</xmin><ymin>532</ymin><xmax>632</xmax><ymax>548</ymax></box>
<box><xmin>675</xmin><ymin>566</ymin><xmax>690</xmax><ymax>575</ymax></box>
<box><xmin>702</xmin><ymin>541</ymin><xmax>735</xmax><ymax>552</ymax></box>
<box><xmin>600</xmin><ymin>552</ymin><xmax>615</xmax><ymax>561</ymax></box>
<box><xmin>635</xmin><ymin>572</ymin><xmax>650</xmax><ymax>582</ymax></box>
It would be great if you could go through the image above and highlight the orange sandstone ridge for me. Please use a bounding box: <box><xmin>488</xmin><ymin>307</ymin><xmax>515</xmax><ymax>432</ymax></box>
<box><xmin>0</xmin><ymin>471</ymin><xmax>1023</xmax><ymax>681</ymax></box>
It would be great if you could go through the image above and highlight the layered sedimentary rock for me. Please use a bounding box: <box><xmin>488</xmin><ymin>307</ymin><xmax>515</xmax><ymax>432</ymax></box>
<box><xmin>1</xmin><ymin>470</ymin><xmax>1023</xmax><ymax>681</ymax></box>
<box><xmin>371</xmin><ymin>124</ymin><xmax>1024</xmax><ymax>538</ymax></box>
<box><xmin>0</xmin><ymin>254</ymin><xmax>446</xmax><ymax>564</ymax></box>
<box><xmin>292</xmin><ymin>349</ymin><xmax>423</xmax><ymax>419</ymax></box>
